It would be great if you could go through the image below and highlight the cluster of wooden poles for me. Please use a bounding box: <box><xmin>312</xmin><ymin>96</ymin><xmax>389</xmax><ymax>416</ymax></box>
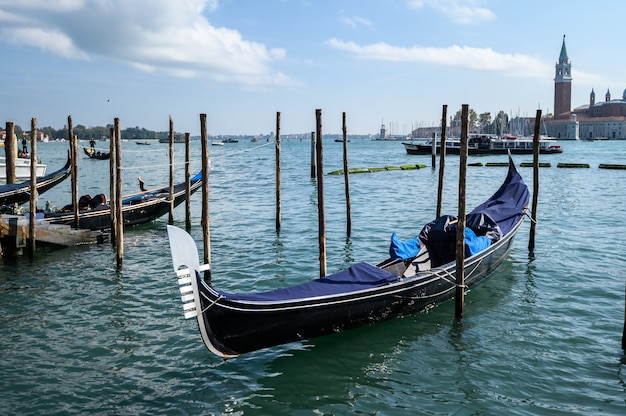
<box><xmin>304</xmin><ymin>105</ymin><xmax>542</xmax><ymax>320</ymax></box>
<box><xmin>94</xmin><ymin>114</ymin><xmax>212</xmax><ymax>273</ymax></box>
<box><xmin>2</xmin><ymin>115</ymin><xmax>212</xmax><ymax>272</ymax></box>
<box><xmin>3</xmin><ymin>119</ymin><xmax>42</xmax><ymax>260</ymax></box>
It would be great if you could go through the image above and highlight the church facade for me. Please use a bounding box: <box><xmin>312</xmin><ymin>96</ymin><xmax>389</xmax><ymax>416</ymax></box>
<box><xmin>543</xmin><ymin>36</ymin><xmax>626</xmax><ymax>140</ymax></box>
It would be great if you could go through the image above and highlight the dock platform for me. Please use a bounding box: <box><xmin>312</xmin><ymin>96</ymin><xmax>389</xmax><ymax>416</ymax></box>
<box><xmin>0</xmin><ymin>214</ymin><xmax>106</xmax><ymax>255</ymax></box>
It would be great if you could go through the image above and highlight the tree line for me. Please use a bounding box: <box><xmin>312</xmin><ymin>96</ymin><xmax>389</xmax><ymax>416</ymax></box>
<box><xmin>449</xmin><ymin>108</ymin><xmax>552</xmax><ymax>136</ymax></box>
<box><xmin>4</xmin><ymin>124</ymin><xmax>183</xmax><ymax>141</ymax></box>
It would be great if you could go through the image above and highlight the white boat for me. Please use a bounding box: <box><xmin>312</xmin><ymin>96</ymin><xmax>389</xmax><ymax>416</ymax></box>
<box><xmin>0</xmin><ymin>156</ymin><xmax>47</xmax><ymax>181</ymax></box>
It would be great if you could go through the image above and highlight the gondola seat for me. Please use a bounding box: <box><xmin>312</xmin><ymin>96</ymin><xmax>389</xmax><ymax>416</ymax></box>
<box><xmin>402</xmin><ymin>245</ymin><xmax>432</xmax><ymax>277</ymax></box>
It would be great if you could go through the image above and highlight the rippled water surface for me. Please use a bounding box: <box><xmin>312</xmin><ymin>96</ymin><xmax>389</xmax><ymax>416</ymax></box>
<box><xmin>2</xmin><ymin>138</ymin><xmax>626</xmax><ymax>415</ymax></box>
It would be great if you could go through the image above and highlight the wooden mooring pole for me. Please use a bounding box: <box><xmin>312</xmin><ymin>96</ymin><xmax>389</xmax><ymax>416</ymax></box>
<box><xmin>315</xmin><ymin>109</ymin><xmax>327</xmax><ymax>277</ymax></box>
<box><xmin>68</xmin><ymin>117</ymin><xmax>79</xmax><ymax>229</ymax></box>
<box><xmin>114</xmin><ymin>118</ymin><xmax>123</xmax><ymax>270</ymax></box>
<box><xmin>4</xmin><ymin>122</ymin><xmax>16</xmax><ymax>183</ymax></box>
<box><xmin>168</xmin><ymin>116</ymin><xmax>174</xmax><ymax>225</ymax></box>
<box><xmin>528</xmin><ymin>109</ymin><xmax>541</xmax><ymax>253</ymax></box>
<box><xmin>200</xmin><ymin>113</ymin><xmax>211</xmax><ymax>282</ymax></box>
<box><xmin>622</xmin><ymin>283</ymin><xmax>626</xmax><ymax>350</ymax></box>
<box><xmin>342</xmin><ymin>112</ymin><xmax>352</xmax><ymax>238</ymax></box>
<box><xmin>455</xmin><ymin>104</ymin><xmax>469</xmax><ymax>320</ymax></box>
<box><xmin>109</xmin><ymin>127</ymin><xmax>116</xmax><ymax>246</ymax></box>
<box><xmin>310</xmin><ymin>131</ymin><xmax>316</xmax><ymax>179</ymax></box>
<box><xmin>184</xmin><ymin>132</ymin><xmax>191</xmax><ymax>231</ymax></box>
<box><xmin>431</xmin><ymin>132</ymin><xmax>436</xmax><ymax>168</ymax></box>
<box><xmin>436</xmin><ymin>104</ymin><xmax>448</xmax><ymax>219</ymax></box>
<box><xmin>275</xmin><ymin>112</ymin><xmax>281</xmax><ymax>234</ymax></box>
<box><xmin>28</xmin><ymin>118</ymin><xmax>37</xmax><ymax>259</ymax></box>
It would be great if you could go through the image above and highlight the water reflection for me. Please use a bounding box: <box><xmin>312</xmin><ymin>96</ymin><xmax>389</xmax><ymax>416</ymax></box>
<box><xmin>341</xmin><ymin>237</ymin><xmax>354</xmax><ymax>267</ymax></box>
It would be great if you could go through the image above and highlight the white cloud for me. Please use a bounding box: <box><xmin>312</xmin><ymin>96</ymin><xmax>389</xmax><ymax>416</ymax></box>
<box><xmin>326</xmin><ymin>38</ymin><xmax>551</xmax><ymax>78</ymax></box>
<box><xmin>340</xmin><ymin>15</ymin><xmax>373</xmax><ymax>29</ymax></box>
<box><xmin>406</xmin><ymin>0</ymin><xmax>495</xmax><ymax>24</ymax></box>
<box><xmin>0</xmin><ymin>0</ymin><xmax>293</xmax><ymax>86</ymax></box>
<box><xmin>4</xmin><ymin>27</ymin><xmax>89</xmax><ymax>59</ymax></box>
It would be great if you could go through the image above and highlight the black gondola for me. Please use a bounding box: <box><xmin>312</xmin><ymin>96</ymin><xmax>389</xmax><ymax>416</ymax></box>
<box><xmin>167</xmin><ymin>156</ymin><xmax>530</xmax><ymax>358</ymax></box>
<box><xmin>83</xmin><ymin>147</ymin><xmax>111</xmax><ymax>160</ymax></box>
<box><xmin>45</xmin><ymin>171</ymin><xmax>202</xmax><ymax>230</ymax></box>
<box><xmin>0</xmin><ymin>154</ymin><xmax>72</xmax><ymax>207</ymax></box>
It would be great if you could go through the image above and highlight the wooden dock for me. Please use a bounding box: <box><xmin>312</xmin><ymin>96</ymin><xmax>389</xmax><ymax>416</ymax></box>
<box><xmin>0</xmin><ymin>214</ymin><xmax>106</xmax><ymax>255</ymax></box>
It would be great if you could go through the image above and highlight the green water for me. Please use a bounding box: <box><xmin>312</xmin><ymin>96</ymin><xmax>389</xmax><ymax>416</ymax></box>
<box><xmin>1</xmin><ymin>139</ymin><xmax>626</xmax><ymax>415</ymax></box>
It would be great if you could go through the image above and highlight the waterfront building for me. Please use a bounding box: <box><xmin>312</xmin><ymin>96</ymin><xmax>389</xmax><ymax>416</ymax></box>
<box><xmin>544</xmin><ymin>36</ymin><xmax>626</xmax><ymax>139</ymax></box>
<box><xmin>412</xmin><ymin>36</ymin><xmax>626</xmax><ymax>140</ymax></box>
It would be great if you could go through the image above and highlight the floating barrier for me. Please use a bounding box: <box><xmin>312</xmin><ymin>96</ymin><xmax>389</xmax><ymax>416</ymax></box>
<box><xmin>329</xmin><ymin>162</ymin><xmax>622</xmax><ymax>174</ymax></box>
<box><xmin>599</xmin><ymin>164</ymin><xmax>626</xmax><ymax>170</ymax></box>
<box><xmin>557</xmin><ymin>163</ymin><xmax>590</xmax><ymax>168</ymax></box>
<box><xmin>328</xmin><ymin>164</ymin><xmax>427</xmax><ymax>175</ymax></box>
<box><xmin>520</xmin><ymin>162</ymin><xmax>552</xmax><ymax>168</ymax></box>
<box><xmin>399</xmin><ymin>164</ymin><xmax>426</xmax><ymax>170</ymax></box>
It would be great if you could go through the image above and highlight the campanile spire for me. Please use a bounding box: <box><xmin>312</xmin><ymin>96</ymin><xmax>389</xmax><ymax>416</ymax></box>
<box><xmin>554</xmin><ymin>35</ymin><xmax>572</xmax><ymax>116</ymax></box>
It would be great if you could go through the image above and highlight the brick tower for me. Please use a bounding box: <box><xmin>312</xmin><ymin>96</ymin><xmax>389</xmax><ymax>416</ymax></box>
<box><xmin>554</xmin><ymin>35</ymin><xmax>572</xmax><ymax>117</ymax></box>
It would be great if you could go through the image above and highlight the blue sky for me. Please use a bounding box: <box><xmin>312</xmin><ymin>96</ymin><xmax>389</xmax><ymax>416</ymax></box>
<box><xmin>1</xmin><ymin>0</ymin><xmax>624</xmax><ymax>136</ymax></box>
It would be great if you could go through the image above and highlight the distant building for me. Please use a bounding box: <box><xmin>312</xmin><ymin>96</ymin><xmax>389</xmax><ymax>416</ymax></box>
<box><xmin>412</xmin><ymin>122</ymin><xmax>481</xmax><ymax>138</ymax></box>
<box><xmin>410</xmin><ymin>36</ymin><xmax>626</xmax><ymax>140</ymax></box>
<box><xmin>553</xmin><ymin>35</ymin><xmax>572</xmax><ymax>118</ymax></box>
<box><xmin>543</xmin><ymin>35</ymin><xmax>626</xmax><ymax>139</ymax></box>
<box><xmin>1</xmin><ymin>129</ymin><xmax>49</xmax><ymax>142</ymax></box>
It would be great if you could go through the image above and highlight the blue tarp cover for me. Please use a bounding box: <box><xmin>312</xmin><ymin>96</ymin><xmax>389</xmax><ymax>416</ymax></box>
<box><xmin>464</xmin><ymin>227</ymin><xmax>492</xmax><ymax>255</ymax></box>
<box><xmin>469</xmin><ymin>164</ymin><xmax>529</xmax><ymax>235</ymax></box>
<box><xmin>418</xmin><ymin>213</ymin><xmax>499</xmax><ymax>267</ymax></box>
<box><xmin>219</xmin><ymin>262</ymin><xmax>397</xmax><ymax>302</ymax></box>
<box><xmin>389</xmin><ymin>232</ymin><xmax>420</xmax><ymax>260</ymax></box>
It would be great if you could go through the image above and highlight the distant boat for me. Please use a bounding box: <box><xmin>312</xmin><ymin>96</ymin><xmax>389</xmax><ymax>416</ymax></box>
<box><xmin>83</xmin><ymin>147</ymin><xmax>111</xmax><ymax>160</ymax></box>
<box><xmin>403</xmin><ymin>134</ymin><xmax>563</xmax><ymax>155</ymax></box>
<box><xmin>0</xmin><ymin>156</ymin><xmax>47</xmax><ymax>181</ymax></box>
<box><xmin>159</xmin><ymin>137</ymin><xmax>186</xmax><ymax>143</ymax></box>
<box><xmin>223</xmin><ymin>138</ymin><xmax>239</xmax><ymax>143</ymax></box>
<box><xmin>211</xmin><ymin>141</ymin><xmax>224</xmax><ymax>146</ymax></box>
<box><xmin>135</xmin><ymin>141</ymin><xmax>151</xmax><ymax>146</ymax></box>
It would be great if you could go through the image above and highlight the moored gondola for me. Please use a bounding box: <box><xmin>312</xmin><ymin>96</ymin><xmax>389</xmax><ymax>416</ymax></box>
<box><xmin>44</xmin><ymin>171</ymin><xmax>202</xmax><ymax>230</ymax></box>
<box><xmin>168</xmin><ymin>156</ymin><xmax>529</xmax><ymax>358</ymax></box>
<box><xmin>0</xmin><ymin>154</ymin><xmax>72</xmax><ymax>207</ymax></box>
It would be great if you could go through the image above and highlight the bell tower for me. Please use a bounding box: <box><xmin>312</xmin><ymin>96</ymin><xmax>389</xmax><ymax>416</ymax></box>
<box><xmin>554</xmin><ymin>35</ymin><xmax>572</xmax><ymax>117</ymax></box>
